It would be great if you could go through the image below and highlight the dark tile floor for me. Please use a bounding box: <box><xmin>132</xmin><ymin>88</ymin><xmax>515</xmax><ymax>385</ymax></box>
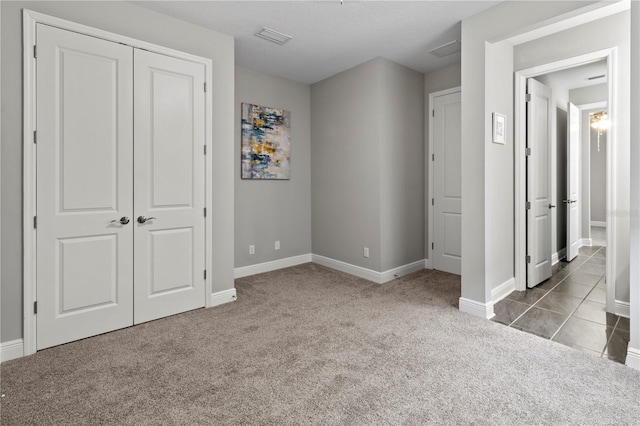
<box><xmin>492</xmin><ymin>245</ymin><xmax>630</xmax><ymax>364</ymax></box>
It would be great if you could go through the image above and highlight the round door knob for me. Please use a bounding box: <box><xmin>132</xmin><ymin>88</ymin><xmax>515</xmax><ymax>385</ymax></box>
<box><xmin>137</xmin><ymin>216</ymin><xmax>157</xmax><ymax>224</ymax></box>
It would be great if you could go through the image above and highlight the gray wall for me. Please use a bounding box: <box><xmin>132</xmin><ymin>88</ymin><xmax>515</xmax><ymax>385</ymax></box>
<box><xmin>234</xmin><ymin>67</ymin><xmax>312</xmax><ymax>267</ymax></box>
<box><xmin>311</xmin><ymin>57</ymin><xmax>424</xmax><ymax>272</ymax></box>
<box><xmin>516</xmin><ymin>11</ymin><xmax>630</xmax><ymax>303</ymax></box>
<box><xmin>379</xmin><ymin>60</ymin><xmax>425</xmax><ymax>271</ymax></box>
<box><xmin>590</xmin><ymin>125</ymin><xmax>607</xmax><ymax>223</ymax></box>
<box><xmin>424</xmin><ymin>64</ymin><xmax>461</xmax><ymax>257</ymax></box>
<box><xmin>1</xmin><ymin>1</ymin><xmax>236</xmax><ymax>343</ymax></box>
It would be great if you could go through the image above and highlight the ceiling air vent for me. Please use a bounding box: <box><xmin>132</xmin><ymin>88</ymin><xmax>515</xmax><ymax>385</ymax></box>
<box><xmin>254</xmin><ymin>27</ymin><xmax>292</xmax><ymax>46</ymax></box>
<box><xmin>427</xmin><ymin>40</ymin><xmax>461</xmax><ymax>58</ymax></box>
<box><xmin>587</xmin><ymin>74</ymin><xmax>606</xmax><ymax>81</ymax></box>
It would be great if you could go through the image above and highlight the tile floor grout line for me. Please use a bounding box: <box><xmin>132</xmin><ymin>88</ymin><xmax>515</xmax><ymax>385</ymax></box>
<box><xmin>601</xmin><ymin>316</ymin><xmax>620</xmax><ymax>357</ymax></box>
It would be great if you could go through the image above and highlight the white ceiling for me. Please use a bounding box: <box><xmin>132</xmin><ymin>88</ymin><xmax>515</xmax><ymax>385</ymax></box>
<box><xmin>540</xmin><ymin>60</ymin><xmax>608</xmax><ymax>91</ymax></box>
<box><xmin>134</xmin><ymin>1</ymin><xmax>501</xmax><ymax>84</ymax></box>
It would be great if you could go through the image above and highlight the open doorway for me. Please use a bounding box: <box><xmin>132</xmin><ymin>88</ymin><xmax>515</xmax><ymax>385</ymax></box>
<box><xmin>492</xmin><ymin>52</ymin><xmax>629</xmax><ymax>364</ymax></box>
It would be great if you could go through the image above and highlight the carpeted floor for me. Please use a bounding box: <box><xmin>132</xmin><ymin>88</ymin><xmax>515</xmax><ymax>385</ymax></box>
<box><xmin>1</xmin><ymin>263</ymin><xmax>640</xmax><ymax>425</ymax></box>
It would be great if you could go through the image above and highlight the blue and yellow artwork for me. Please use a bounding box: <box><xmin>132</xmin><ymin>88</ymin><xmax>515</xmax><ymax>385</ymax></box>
<box><xmin>241</xmin><ymin>103</ymin><xmax>291</xmax><ymax>180</ymax></box>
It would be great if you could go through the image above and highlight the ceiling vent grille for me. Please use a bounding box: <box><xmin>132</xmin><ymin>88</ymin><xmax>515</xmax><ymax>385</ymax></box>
<box><xmin>587</xmin><ymin>74</ymin><xmax>606</xmax><ymax>81</ymax></box>
<box><xmin>255</xmin><ymin>27</ymin><xmax>292</xmax><ymax>45</ymax></box>
<box><xmin>427</xmin><ymin>40</ymin><xmax>461</xmax><ymax>58</ymax></box>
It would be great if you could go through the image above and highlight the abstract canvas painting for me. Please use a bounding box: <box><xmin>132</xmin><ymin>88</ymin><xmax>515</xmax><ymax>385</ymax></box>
<box><xmin>241</xmin><ymin>103</ymin><xmax>291</xmax><ymax>179</ymax></box>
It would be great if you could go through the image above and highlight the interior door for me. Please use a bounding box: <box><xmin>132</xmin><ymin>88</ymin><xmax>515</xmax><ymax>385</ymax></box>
<box><xmin>36</xmin><ymin>24</ymin><xmax>134</xmax><ymax>349</ymax></box>
<box><xmin>526</xmin><ymin>78</ymin><xmax>553</xmax><ymax>288</ymax></box>
<box><xmin>432</xmin><ymin>91</ymin><xmax>462</xmax><ymax>275</ymax></box>
<box><xmin>566</xmin><ymin>102</ymin><xmax>580</xmax><ymax>261</ymax></box>
<box><xmin>133</xmin><ymin>50</ymin><xmax>206</xmax><ymax>324</ymax></box>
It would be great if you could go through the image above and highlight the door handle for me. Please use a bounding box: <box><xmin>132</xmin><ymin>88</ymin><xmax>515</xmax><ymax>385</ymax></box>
<box><xmin>137</xmin><ymin>216</ymin><xmax>157</xmax><ymax>224</ymax></box>
<box><xmin>110</xmin><ymin>216</ymin><xmax>130</xmax><ymax>225</ymax></box>
<box><xmin>562</xmin><ymin>199</ymin><xmax>577</xmax><ymax>204</ymax></box>
<box><xmin>549</xmin><ymin>204</ymin><xmax>556</xmax><ymax>209</ymax></box>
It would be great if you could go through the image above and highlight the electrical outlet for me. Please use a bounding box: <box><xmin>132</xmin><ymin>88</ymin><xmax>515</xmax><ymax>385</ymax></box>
<box><xmin>249</xmin><ymin>245</ymin><xmax>255</xmax><ymax>255</ymax></box>
<box><xmin>363</xmin><ymin>247</ymin><xmax>369</xmax><ymax>258</ymax></box>
<box><xmin>275</xmin><ymin>240</ymin><xmax>280</xmax><ymax>250</ymax></box>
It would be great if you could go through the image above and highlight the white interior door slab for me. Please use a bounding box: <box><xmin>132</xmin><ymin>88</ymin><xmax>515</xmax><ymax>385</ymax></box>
<box><xmin>432</xmin><ymin>91</ymin><xmax>462</xmax><ymax>275</ymax></box>
<box><xmin>526</xmin><ymin>78</ymin><xmax>553</xmax><ymax>288</ymax></box>
<box><xmin>133</xmin><ymin>50</ymin><xmax>206</xmax><ymax>324</ymax></box>
<box><xmin>36</xmin><ymin>24</ymin><xmax>134</xmax><ymax>349</ymax></box>
<box><xmin>566</xmin><ymin>102</ymin><xmax>581</xmax><ymax>261</ymax></box>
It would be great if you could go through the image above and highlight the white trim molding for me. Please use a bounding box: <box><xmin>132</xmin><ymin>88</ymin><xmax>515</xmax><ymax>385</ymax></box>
<box><xmin>615</xmin><ymin>300</ymin><xmax>630</xmax><ymax>318</ymax></box>
<box><xmin>1</xmin><ymin>339</ymin><xmax>24</xmax><ymax>363</ymax></box>
<box><xmin>424</xmin><ymin>258</ymin><xmax>433</xmax><ymax>270</ymax></box>
<box><xmin>491</xmin><ymin>278</ymin><xmax>516</xmax><ymax>304</ymax></box>
<box><xmin>591</xmin><ymin>221</ymin><xmax>606</xmax><ymax>228</ymax></box>
<box><xmin>210</xmin><ymin>289</ymin><xmax>237</xmax><ymax>307</ymax></box>
<box><xmin>580</xmin><ymin>238</ymin><xmax>593</xmax><ymax>248</ymax></box>
<box><xmin>626</xmin><ymin>347</ymin><xmax>640</xmax><ymax>370</ymax></box>
<box><xmin>311</xmin><ymin>255</ymin><xmax>425</xmax><ymax>284</ymax></box>
<box><xmin>234</xmin><ymin>254</ymin><xmax>312</xmax><ymax>279</ymax></box>
<box><xmin>552</xmin><ymin>248</ymin><xmax>567</xmax><ymax>265</ymax></box>
<box><xmin>459</xmin><ymin>297</ymin><xmax>495</xmax><ymax>320</ymax></box>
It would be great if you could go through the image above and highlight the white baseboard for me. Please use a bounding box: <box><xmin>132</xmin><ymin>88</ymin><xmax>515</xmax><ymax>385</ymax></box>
<box><xmin>459</xmin><ymin>297</ymin><xmax>495</xmax><ymax>319</ymax></box>
<box><xmin>552</xmin><ymin>248</ymin><xmax>566</xmax><ymax>265</ymax></box>
<box><xmin>615</xmin><ymin>300</ymin><xmax>630</xmax><ymax>318</ymax></box>
<box><xmin>491</xmin><ymin>277</ymin><xmax>516</xmax><ymax>303</ymax></box>
<box><xmin>210</xmin><ymin>288</ymin><xmax>237</xmax><ymax>307</ymax></box>
<box><xmin>626</xmin><ymin>347</ymin><xmax>640</xmax><ymax>370</ymax></box>
<box><xmin>424</xmin><ymin>258</ymin><xmax>432</xmax><ymax>269</ymax></box>
<box><xmin>234</xmin><ymin>254</ymin><xmax>312</xmax><ymax>279</ymax></box>
<box><xmin>580</xmin><ymin>238</ymin><xmax>593</xmax><ymax>247</ymax></box>
<box><xmin>591</xmin><ymin>221</ymin><xmax>606</xmax><ymax>228</ymax></box>
<box><xmin>379</xmin><ymin>260</ymin><xmax>425</xmax><ymax>283</ymax></box>
<box><xmin>311</xmin><ymin>254</ymin><xmax>425</xmax><ymax>284</ymax></box>
<box><xmin>1</xmin><ymin>339</ymin><xmax>24</xmax><ymax>363</ymax></box>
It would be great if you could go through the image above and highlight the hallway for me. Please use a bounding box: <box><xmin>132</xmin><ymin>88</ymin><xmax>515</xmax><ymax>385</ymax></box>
<box><xmin>492</xmin><ymin>246</ymin><xmax>629</xmax><ymax>364</ymax></box>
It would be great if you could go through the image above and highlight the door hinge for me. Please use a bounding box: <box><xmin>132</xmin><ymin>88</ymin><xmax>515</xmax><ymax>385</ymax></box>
<box><xmin>432</xmin><ymin>198</ymin><xmax>434</xmax><ymax>206</ymax></box>
<box><xmin>204</xmin><ymin>82</ymin><xmax>207</xmax><ymax>92</ymax></box>
<box><xmin>432</xmin><ymin>242</ymin><xmax>434</xmax><ymax>250</ymax></box>
<box><xmin>33</xmin><ymin>130</ymin><xmax>37</xmax><ymax>144</ymax></box>
<box><xmin>204</xmin><ymin>145</ymin><xmax>207</xmax><ymax>155</ymax></box>
<box><xmin>525</xmin><ymin>93</ymin><xmax>532</xmax><ymax>102</ymax></box>
<box><xmin>525</xmin><ymin>201</ymin><xmax>531</xmax><ymax>210</ymax></box>
<box><xmin>204</xmin><ymin>270</ymin><xmax>207</xmax><ymax>280</ymax></box>
<box><xmin>526</xmin><ymin>255</ymin><xmax>531</xmax><ymax>264</ymax></box>
<box><xmin>432</xmin><ymin>154</ymin><xmax>434</xmax><ymax>161</ymax></box>
<box><xmin>204</xmin><ymin>207</ymin><xmax>207</xmax><ymax>217</ymax></box>
<box><xmin>525</xmin><ymin>148</ymin><xmax>532</xmax><ymax>156</ymax></box>
<box><xmin>33</xmin><ymin>216</ymin><xmax>37</xmax><ymax>229</ymax></box>
<box><xmin>432</xmin><ymin>110</ymin><xmax>435</xmax><ymax>117</ymax></box>
<box><xmin>34</xmin><ymin>301</ymin><xmax>37</xmax><ymax>314</ymax></box>
<box><xmin>33</xmin><ymin>45</ymin><xmax>37</xmax><ymax>59</ymax></box>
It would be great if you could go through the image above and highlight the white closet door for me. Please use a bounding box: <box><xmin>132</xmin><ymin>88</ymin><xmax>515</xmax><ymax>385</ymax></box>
<box><xmin>133</xmin><ymin>50</ymin><xmax>206</xmax><ymax>324</ymax></box>
<box><xmin>433</xmin><ymin>91</ymin><xmax>462</xmax><ymax>275</ymax></box>
<box><xmin>36</xmin><ymin>24</ymin><xmax>134</xmax><ymax>349</ymax></box>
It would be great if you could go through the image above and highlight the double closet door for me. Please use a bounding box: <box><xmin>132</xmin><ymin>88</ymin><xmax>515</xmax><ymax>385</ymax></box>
<box><xmin>36</xmin><ymin>24</ymin><xmax>206</xmax><ymax>350</ymax></box>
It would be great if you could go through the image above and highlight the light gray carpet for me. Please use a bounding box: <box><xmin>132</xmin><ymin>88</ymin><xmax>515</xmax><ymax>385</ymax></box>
<box><xmin>1</xmin><ymin>263</ymin><xmax>639</xmax><ymax>425</ymax></box>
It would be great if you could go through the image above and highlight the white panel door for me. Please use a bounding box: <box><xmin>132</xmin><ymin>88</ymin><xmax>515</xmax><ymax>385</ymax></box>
<box><xmin>526</xmin><ymin>79</ymin><xmax>553</xmax><ymax>288</ymax></box>
<box><xmin>36</xmin><ymin>24</ymin><xmax>134</xmax><ymax>349</ymax></box>
<box><xmin>566</xmin><ymin>102</ymin><xmax>581</xmax><ymax>261</ymax></box>
<box><xmin>133</xmin><ymin>50</ymin><xmax>206</xmax><ymax>324</ymax></box>
<box><xmin>433</xmin><ymin>91</ymin><xmax>462</xmax><ymax>275</ymax></box>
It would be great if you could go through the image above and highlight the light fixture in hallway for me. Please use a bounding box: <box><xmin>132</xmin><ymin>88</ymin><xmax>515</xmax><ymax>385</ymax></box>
<box><xmin>591</xmin><ymin>111</ymin><xmax>608</xmax><ymax>152</ymax></box>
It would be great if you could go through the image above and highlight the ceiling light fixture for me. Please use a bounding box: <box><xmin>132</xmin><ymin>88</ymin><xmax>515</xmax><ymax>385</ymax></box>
<box><xmin>426</xmin><ymin>40</ymin><xmax>461</xmax><ymax>58</ymax></box>
<box><xmin>591</xmin><ymin>111</ymin><xmax>608</xmax><ymax>152</ymax></box>
<box><xmin>254</xmin><ymin>27</ymin><xmax>292</xmax><ymax>46</ymax></box>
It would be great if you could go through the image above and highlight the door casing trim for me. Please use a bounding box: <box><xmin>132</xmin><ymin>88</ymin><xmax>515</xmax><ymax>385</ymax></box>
<box><xmin>514</xmin><ymin>48</ymin><xmax>616</xmax><ymax>315</ymax></box>
<box><xmin>22</xmin><ymin>9</ymin><xmax>214</xmax><ymax>356</ymax></box>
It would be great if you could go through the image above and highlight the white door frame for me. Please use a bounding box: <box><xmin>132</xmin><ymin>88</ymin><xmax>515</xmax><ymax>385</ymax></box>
<box><xmin>22</xmin><ymin>9</ymin><xmax>214</xmax><ymax>356</ymax></box>
<box><xmin>514</xmin><ymin>48</ymin><xmax>616</xmax><ymax>315</ymax></box>
<box><xmin>427</xmin><ymin>86</ymin><xmax>461</xmax><ymax>268</ymax></box>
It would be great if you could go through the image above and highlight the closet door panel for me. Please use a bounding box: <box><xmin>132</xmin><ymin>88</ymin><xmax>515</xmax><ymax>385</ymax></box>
<box><xmin>133</xmin><ymin>49</ymin><xmax>206</xmax><ymax>324</ymax></box>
